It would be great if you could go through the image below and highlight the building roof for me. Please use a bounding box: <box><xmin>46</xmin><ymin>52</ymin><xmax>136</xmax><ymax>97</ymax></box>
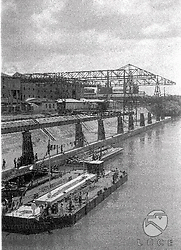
<box><xmin>83</xmin><ymin>99</ymin><xmax>105</xmax><ymax>103</ymax></box>
<box><xmin>26</xmin><ymin>98</ymin><xmax>56</xmax><ymax>104</ymax></box>
<box><xmin>1</xmin><ymin>73</ymin><xmax>11</xmax><ymax>77</ymax></box>
<box><xmin>57</xmin><ymin>98</ymin><xmax>82</xmax><ymax>103</ymax></box>
<box><xmin>13</xmin><ymin>72</ymin><xmax>22</xmax><ymax>77</ymax></box>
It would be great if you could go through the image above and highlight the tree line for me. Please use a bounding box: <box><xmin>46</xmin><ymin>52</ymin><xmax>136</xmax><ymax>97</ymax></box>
<box><xmin>138</xmin><ymin>95</ymin><xmax>181</xmax><ymax>117</ymax></box>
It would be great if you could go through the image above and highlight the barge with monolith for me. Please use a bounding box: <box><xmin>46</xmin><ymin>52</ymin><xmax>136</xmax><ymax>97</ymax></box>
<box><xmin>2</xmin><ymin>160</ymin><xmax>127</xmax><ymax>234</ymax></box>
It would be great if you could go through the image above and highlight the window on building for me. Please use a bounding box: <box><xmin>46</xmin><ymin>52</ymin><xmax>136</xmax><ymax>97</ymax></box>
<box><xmin>49</xmin><ymin>104</ymin><xmax>51</xmax><ymax>109</ymax></box>
<box><xmin>45</xmin><ymin>104</ymin><xmax>47</xmax><ymax>108</ymax></box>
<box><xmin>53</xmin><ymin>104</ymin><xmax>55</xmax><ymax>108</ymax></box>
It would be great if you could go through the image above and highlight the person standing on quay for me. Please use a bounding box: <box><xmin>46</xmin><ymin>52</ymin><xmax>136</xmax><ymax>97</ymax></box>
<box><xmin>2</xmin><ymin>159</ymin><xmax>6</xmax><ymax>170</ymax></box>
<box><xmin>34</xmin><ymin>153</ymin><xmax>38</xmax><ymax>161</ymax></box>
<box><xmin>14</xmin><ymin>158</ymin><xmax>17</xmax><ymax>168</ymax></box>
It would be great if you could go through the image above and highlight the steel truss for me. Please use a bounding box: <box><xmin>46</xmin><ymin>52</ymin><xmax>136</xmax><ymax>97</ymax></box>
<box><xmin>118</xmin><ymin>64</ymin><xmax>176</xmax><ymax>86</ymax></box>
<box><xmin>12</xmin><ymin>64</ymin><xmax>176</xmax><ymax>124</ymax></box>
<box><xmin>14</xmin><ymin>64</ymin><xmax>176</xmax><ymax>89</ymax></box>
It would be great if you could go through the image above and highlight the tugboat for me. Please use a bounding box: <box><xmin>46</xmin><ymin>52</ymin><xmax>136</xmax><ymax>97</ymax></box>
<box><xmin>2</xmin><ymin>159</ymin><xmax>128</xmax><ymax>234</ymax></box>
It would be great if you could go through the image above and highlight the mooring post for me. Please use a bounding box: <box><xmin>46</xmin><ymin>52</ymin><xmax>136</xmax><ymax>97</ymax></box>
<box><xmin>75</xmin><ymin>120</ymin><xmax>84</xmax><ymax>147</ymax></box>
<box><xmin>147</xmin><ymin>112</ymin><xmax>152</xmax><ymax>124</ymax></box>
<box><xmin>128</xmin><ymin>114</ymin><xmax>134</xmax><ymax>130</ymax></box>
<box><xmin>98</xmin><ymin>118</ymin><xmax>105</xmax><ymax>140</ymax></box>
<box><xmin>22</xmin><ymin>130</ymin><xmax>34</xmax><ymax>166</ymax></box>
<box><xmin>117</xmin><ymin>115</ymin><xmax>124</xmax><ymax>134</ymax></box>
<box><xmin>140</xmin><ymin>113</ymin><xmax>145</xmax><ymax>126</ymax></box>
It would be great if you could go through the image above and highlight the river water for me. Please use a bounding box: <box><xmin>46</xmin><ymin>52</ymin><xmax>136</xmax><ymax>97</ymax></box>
<box><xmin>2</xmin><ymin>118</ymin><xmax>181</xmax><ymax>250</ymax></box>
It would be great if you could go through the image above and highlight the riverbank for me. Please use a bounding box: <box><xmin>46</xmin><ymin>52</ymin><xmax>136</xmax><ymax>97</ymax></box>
<box><xmin>2</xmin><ymin>117</ymin><xmax>171</xmax><ymax>181</ymax></box>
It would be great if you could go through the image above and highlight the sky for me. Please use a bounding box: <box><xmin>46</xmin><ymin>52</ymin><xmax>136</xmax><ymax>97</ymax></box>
<box><xmin>1</xmin><ymin>0</ymin><xmax>181</xmax><ymax>95</ymax></box>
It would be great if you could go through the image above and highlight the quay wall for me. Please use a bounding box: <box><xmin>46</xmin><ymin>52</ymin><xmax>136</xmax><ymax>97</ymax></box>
<box><xmin>33</xmin><ymin>117</ymin><xmax>172</xmax><ymax>166</ymax></box>
<box><xmin>2</xmin><ymin>118</ymin><xmax>171</xmax><ymax>181</ymax></box>
<box><xmin>38</xmin><ymin>117</ymin><xmax>171</xmax><ymax>167</ymax></box>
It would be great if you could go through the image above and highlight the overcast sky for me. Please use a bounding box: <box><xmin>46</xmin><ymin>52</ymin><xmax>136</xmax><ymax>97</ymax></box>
<box><xmin>2</xmin><ymin>0</ymin><xmax>181</xmax><ymax>94</ymax></box>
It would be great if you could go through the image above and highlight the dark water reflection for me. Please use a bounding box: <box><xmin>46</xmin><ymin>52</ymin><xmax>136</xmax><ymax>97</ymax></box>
<box><xmin>2</xmin><ymin>118</ymin><xmax>181</xmax><ymax>250</ymax></box>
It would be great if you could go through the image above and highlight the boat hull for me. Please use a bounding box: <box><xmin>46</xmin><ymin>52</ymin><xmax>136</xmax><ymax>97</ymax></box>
<box><xmin>2</xmin><ymin>174</ymin><xmax>128</xmax><ymax>234</ymax></box>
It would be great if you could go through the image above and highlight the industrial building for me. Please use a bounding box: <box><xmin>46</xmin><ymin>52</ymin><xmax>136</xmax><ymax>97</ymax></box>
<box><xmin>19</xmin><ymin>77</ymin><xmax>82</xmax><ymax>101</ymax></box>
<box><xmin>26</xmin><ymin>98</ymin><xmax>58</xmax><ymax>113</ymax></box>
<box><xmin>1</xmin><ymin>73</ymin><xmax>23</xmax><ymax>113</ymax></box>
<box><xmin>1</xmin><ymin>73</ymin><xmax>83</xmax><ymax>113</ymax></box>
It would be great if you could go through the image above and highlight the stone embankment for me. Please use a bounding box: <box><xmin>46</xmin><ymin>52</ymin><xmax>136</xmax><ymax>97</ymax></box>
<box><xmin>2</xmin><ymin>116</ymin><xmax>171</xmax><ymax>182</ymax></box>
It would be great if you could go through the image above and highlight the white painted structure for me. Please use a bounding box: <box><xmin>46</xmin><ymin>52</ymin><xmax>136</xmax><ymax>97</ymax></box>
<box><xmin>35</xmin><ymin>173</ymin><xmax>96</xmax><ymax>205</ymax></box>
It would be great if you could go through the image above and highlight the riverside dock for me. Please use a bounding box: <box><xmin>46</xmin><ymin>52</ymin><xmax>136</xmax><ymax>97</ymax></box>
<box><xmin>2</xmin><ymin>116</ymin><xmax>171</xmax><ymax>182</ymax></box>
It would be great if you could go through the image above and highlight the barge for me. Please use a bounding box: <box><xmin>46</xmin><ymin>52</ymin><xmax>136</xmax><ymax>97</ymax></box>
<box><xmin>2</xmin><ymin>160</ymin><xmax>128</xmax><ymax>234</ymax></box>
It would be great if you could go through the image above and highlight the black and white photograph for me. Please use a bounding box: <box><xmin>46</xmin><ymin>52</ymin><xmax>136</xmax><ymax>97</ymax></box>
<box><xmin>1</xmin><ymin>0</ymin><xmax>181</xmax><ymax>249</ymax></box>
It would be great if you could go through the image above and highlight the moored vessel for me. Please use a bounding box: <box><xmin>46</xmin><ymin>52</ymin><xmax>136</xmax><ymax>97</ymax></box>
<box><xmin>2</xmin><ymin>160</ymin><xmax>128</xmax><ymax>234</ymax></box>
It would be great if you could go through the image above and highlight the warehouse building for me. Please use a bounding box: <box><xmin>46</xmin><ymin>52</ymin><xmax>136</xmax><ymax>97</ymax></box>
<box><xmin>26</xmin><ymin>98</ymin><xmax>58</xmax><ymax>113</ymax></box>
<box><xmin>20</xmin><ymin>78</ymin><xmax>82</xmax><ymax>101</ymax></box>
<box><xmin>1</xmin><ymin>73</ymin><xmax>23</xmax><ymax>113</ymax></box>
<box><xmin>1</xmin><ymin>72</ymin><xmax>83</xmax><ymax>113</ymax></box>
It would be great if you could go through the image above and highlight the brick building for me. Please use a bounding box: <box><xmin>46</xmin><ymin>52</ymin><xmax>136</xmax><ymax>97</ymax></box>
<box><xmin>1</xmin><ymin>73</ymin><xmax>21</xmax><ymax>100</ymax></box>
<box><xmin>1</xmin><ymin>72</ymin><xmax>83</xmax><ymax>113</ymax></box>
<box><xmin>1</xmin><ymin>73</ymin><xmax>23</xmax><ymax>112</ymax></box>
<box><xmin>13</xmin><ymin>73</ymin><xmax>82</xmax><ymax>101</ymax></box>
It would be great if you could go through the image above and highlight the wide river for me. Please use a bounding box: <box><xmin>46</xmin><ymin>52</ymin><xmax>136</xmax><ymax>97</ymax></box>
<box><xmin>2</xmin><ymin>118</ymin><xmax>181</xmax><ymax>250</ymax></box>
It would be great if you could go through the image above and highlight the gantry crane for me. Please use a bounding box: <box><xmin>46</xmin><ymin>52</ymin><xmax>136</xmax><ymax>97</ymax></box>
<box><xmin>14</xmin><ymin>64</ymin><xmax>176</xmax><ymax>117</ymax></box>
<box><xmin>14</xmin><ymin>64</ymin><xmax>176</xmax><ymax>95</ymax></box>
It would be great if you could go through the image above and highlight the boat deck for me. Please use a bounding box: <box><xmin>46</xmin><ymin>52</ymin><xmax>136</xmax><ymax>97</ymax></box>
<box><xmin>35</xmin><ymin>172</ymin><xmax>96</xmax><ymax>205</ymax></box>
<box><xmin>5</xmin><ymin>169</ymin><xmax>124</xmax><ymax>220</ymax></box>
<box><xmin>6</xmin><ymin>204</ymin><xmax>41</xmax><ymax>219</ymax></box>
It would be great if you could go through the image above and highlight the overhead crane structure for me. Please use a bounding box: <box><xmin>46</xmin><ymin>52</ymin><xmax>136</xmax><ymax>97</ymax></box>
<box><xmin>14</xmin><ymin>64</ymin><xmax>176</xmax><ymax>118</ymax></box>
<box><xmin>61</xmin><ymin>64</ymin><xmax>176</xmax><ymax>89</ymax></box>
<box><xmin>15</xmin><ymin>64</ymin><xmax>176</xmax><ymax>96</ymax></box>
<box><xmin>57</xmin><ymin>64</ymin><xmax>176</xmax><ymax>118</ymax></box>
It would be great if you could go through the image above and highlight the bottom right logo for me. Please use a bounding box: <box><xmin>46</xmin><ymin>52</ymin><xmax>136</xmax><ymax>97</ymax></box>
<box><xmin>143</xmin><ymin>210</ymin><xmax>168</xmax><ymax>237</ymax></box>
